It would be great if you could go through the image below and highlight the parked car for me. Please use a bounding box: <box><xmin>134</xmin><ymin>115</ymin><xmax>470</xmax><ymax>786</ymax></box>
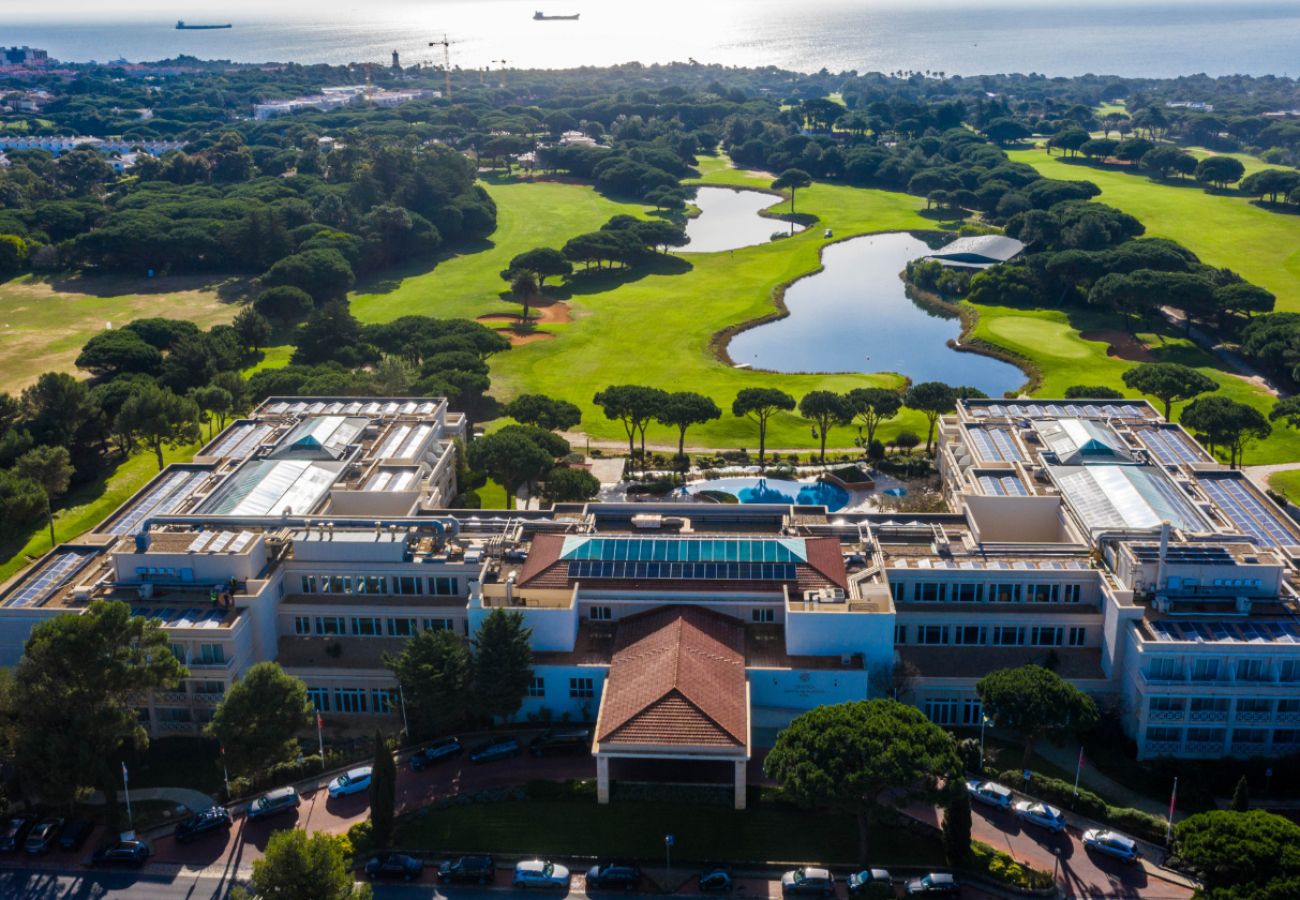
<box><xmin>365</xmin><ymin>852</ymin><xmax>425</xmax><ymax>881</ymax></box>
<box><xmin>410</xmin><ymin>738</ymin><xmax>463</xmax><ymax>771</ymax></box>
<box><xmin>91</xmin><ymin>840</ymin><xmax>150</xmax><ymax>867</ymax></box>
<box><xmin>586</xmin><ymin>863</ymin><xmax>641</xmax><ymax>889</ymax></box>
<box><xmin>1014</xmin><ymin>800</ymin><xmax>1067</xmax><ymax>834</ymax></box>
<box><xmin>1083</xmin><ymin>829</ymin><xmax>1140</xmax><ymax>862</ymax></box>
<box><xmin>847</xmin><ymin>868</ymin><xmax>893</xmax><ymax>896</ymax></box>
<box><xmin>23</xmin><ymin>818</ymin><xmax>65</xmax><ymax>855</ymax></box>
<box><xmin>513</xmin><ymin>859</ymin><xmax>571</xmax><ymax>889</ymax></box>
<box><xmin>904</xmin><ymin>872</ymin><xmax>960</xmax><ymax>896</ymax></box>
<box><xmin>174</xmin><ymin>806</ymin><xmax>233</xmax><ymax>843</ymax></box>
<box><xmin>439</xmin><ymin>854</ymin><xmax>496</xmax><ymax>884</ymax></box>
<box><xmin>965</xmin><ymin>779</ymin><xmax>1013</xmax><ymax>810</ymax></box>
<box><xmin>58</xmin><ymin>820</ymin><xmax>93</xmax><ymax>851</ymax></box>
<box><xmin>781</xmin><ymin>867</ymin><xmax>835</xmax><ymax>896</ymax></box>
<box><xmin>246</xmin><ymin>786</ymin><xmax>300</xmax><ymax>821</ymax></box>
<box><xmin>698</xmin><ymin>865</ymin><xmax>733</xmax><ymax>892</ymax></box>
<box><xmin>328</xmin><ymin>766</ymin><xmax>374</xmax><ymax>799</ymax></box>
<box><xmin>529</xmin><ymin>729</ymin><xmax>592</xmax><ymax>757</ymax></box>
<box><xmin>470</xmin><ymin>737</ymin><xmax>521</xmax><ymax>763</ymax></box>
<box><xmin>0</xmin><ymin>816</ymin><xmax>35</xmax><ymax>852</ymax></box>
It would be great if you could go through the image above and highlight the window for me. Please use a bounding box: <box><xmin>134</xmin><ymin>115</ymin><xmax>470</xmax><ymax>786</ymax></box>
<box><xmin>371</xmin><ymin>688</ymin><xmax>397</xmax><ymax>714</ymax></box>
<box><xmin>751</xmin><ymin>608</ymin><xmax>775</xmax><ymax>624</ymax></box>
<box><xmin>591</xmin><ymin>606</ymin><xmax>612</xmax><ymax>621</ymax></box>
<box><xmin>954</xmin><ymin>625</ymin><xmax>984</xmax><ymax>646</ymax></box>
<box><xmin>1148</xmin><ymin>657</ymin><xmax>1179</xmax><ymax>681</ymax></box>
<box><xmin>1279</xmin><ymin>698</ymin><xmax>1300</xmax><ymax>714</ymax></box>
<box><xmin>323</xmin><ymin>575</ymin><xmax>351</xmax><ymax>594</ymax></box>
<box><xmin>992</xmin><ymin>625</ymin><xmax>1023</xmax><ymax>646</ymax></box>
<box><xmin>1281</xmin><ymin>660</ymin><xmax>1300</xmax><ymax>683</ymax></box>
<box><xmin>1029</xmin><ymin>584</ymin><xmax>1059</xmax><ymax>604</ymax></box>
<box><xmin>961</xmin><ymin>699</ymin><xmax>983</xmax><ymax>725</ymax></box>
<box><xmin>890</xmin><ymin>582</ymin><xmax>906</xmax><ymax>603</ymax></box>
<box><xmin>294</xmin><ymin>616</ymin><xmax>311</xmax><ymax>635</ymax></box>
<box><xmin>1191</xmin><ymin>659</ymin><xmax>1221</xmax><ymax>682</ymax></box>
<box><xmin>894</xmin><ymin>624</ymin><xmax>907</xmax><ymax>644</ymax></box>
<box><xmin>307</xmin><ymin>688</ymin><xmax>330</xmax><ymax>712</ymax></box>
<box><xmin>394</xmin><ymin>575</ymin><xmax>422</xmax><ymax>595</ymax></box>
<box><xmin>388</xmin><ymin>618</ymin><xmax>417</xmax><ymax>637</ymax></box>
<box><xmin>916</xmin><ymin>583</ymin><xmax>945</xmax><ymax>602</ymax></box>
<box><xmin>1147</xmin><ymin>727</ymin><xmax>1181</xmax><ymax>743</ymax></box>
<box><xmin>1186</xmin><ymin>727</ymin><xmax>1225</xmax><ymax>745</ymax></box>
<box><xmin>528</xmin><ymin>676</ymin><xmax>545</xmax><ymax>698</ymax></box>
<box><xmin>1237</xmin><ymin>698</ymin><xmax>1272</xmax><ymax>714</ymax></box>
<box><xmin>1063</xmin><ymin>584</ymin><xmax>1082</xmax><ymax>604</ymax></box>
<box><xmin>156</xmin><ymin>707</ymin><xmax>191</xmax><ymax>723</ymax></box>
<box><xmin>1149</xmin><ymin>697</ymin><xmax>1184</xmax><ymax>712</ymax></box>
<box><xmin>1031</xmin><ymin>626</ymin><xmax>1063</xmax><ymax>647</ymax></box>
<box><xmin>954</xmin><ymin>584</ymin><xmax>981</xmax><ymax>603</ymax></box>
<box><xmin>422</xmin><ymin>618</ymin><xmax>453</xmax><ymax>632</ymax></box>
<box><xmin>1190</xmin><ymin>697</ymin><xmax>1229</xmax><ymax>713</ymax></box>
<box><xmin>1232</xmin><ymin>728</ymin><xmax>1267</xmax><ymax>746</ymax></box>
<box><xmin>923</xmin><ymin>698</ymin><xmax>959</xmax><ymax>725</ymax></box>
<box><xmin>569</xmin><ymin>677</ymin><xmax>594</xmax><ymax>699</ymax></box>
<box><xmin>356</xmin><ymin>575</ymin><xmax>387</xmax><ymax>594</ymax></box>
<box><xmin>1274</xmin><ymin>729</ymin><xmax>1300</xmax><ymax>746</ymax></box>
<box><xmin>316</xmin><ymin>616</ymin><xmax>346</xmax><ymax>636</ymax></box>
<box><xmin>989</xmin><ymin>584</ymin><xmax>1021</xmax><ymax>604</ymax></box>
<box><xmin>1236</xmin><ymin>658</ymin><xmax>1269</xmax><ymax>682</ymax></box>
<box><xmin>170</xmin><ymin>643</ymin><xmax>187</xmax><ymax>664</ymax></box>
<box><xmin>1068</xmin><ymin>626</ymin><xmax>1087</xmax><ymax>647</ymax></box>
<box><xmin>352</xmin><ymin>617</ymin><xmax>382</xmax><ymax>637</ymax></box>
<box><xmin>918</xmin><ymin>625</ymin><xmax>949</xmax><ymax>645</ymax></box>
<box><xmin>300</xmin><ymin>575</ymin><xmax>317</xmax><ymax>593</ymax></box>
<box><xmin>431</xmin><ymin>576</ymin><xmax>459</xmax><ymax>596</ymax></box>
<box><xmin>198</xmin><ymin>644</ymin><xmax>225</xmax><ymax>665</ymax></box>
<box><xmin>334</xmin><ymin>689</ymin><xmax>368</xmax><ymax>714</ymax></box>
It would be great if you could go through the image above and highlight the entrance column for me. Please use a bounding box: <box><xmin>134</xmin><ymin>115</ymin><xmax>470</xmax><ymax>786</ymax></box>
<box><xmin>597</xmin><ymin>755</ymin><xmax>611</xmax><ymax>804</ymax></box>
<box><xmin>733</xmin><ymin>759</ymin><xmax>747</xmax><ymax>810</ymax></box>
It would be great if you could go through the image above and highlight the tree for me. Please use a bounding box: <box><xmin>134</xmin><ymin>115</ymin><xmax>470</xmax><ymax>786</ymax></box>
<box><xmin>764</xmin><ymin>700</ymin><xmax>961</xmax><ymax>863</ymax></box>
<box><xmin>732</xmin><ymin>387</ymin><xmax>796</xmax><ymax>469</ymax></box>
<box><xmin>975</xmin><ymin>665</ymin><xmax>1099</xmax><ymax>767</ymax></box>
<box><xmin>846</xmin><ymin>387</ymin><xmax>902</xmax><ymax>451</ymax></box>
<box><xmin>11</xmin><ymin>600</ymin><xmax>186</xmax><ymax>811</ymax></box>
<box><xmin>1181</xmin><ymin>395</ymin><xmax>1271</xmax><ymax>467</ymax></box>
<box><xmin>233</xmin><ymin>307</ymin><xmax>273</xmax><ymax>352</ymax></box>
<box><xmin>1240</xmin><ymin>169</ymin><xmax>1300</xmax><ymax>204</ymax></box>
<box><xmin>472</xmin><ymin>609</ymin><xmax>533</xmax><ymax>721</ymax></box>
<box><xmin>771</xmin><ymin>168</ymin><xmax>812</xmax><ymax>216</ymax></box>
<box><xmin>1270</xmin><ymin>395</ymin><xmax>1300</xmax><ymax>432</ymax></box>
<box><xmin>800</xmin><ymin>391</ymin><xmax>850</xmax><ymax>462</ymax></box>
<box><xmin>255</xmin><ymin>286</ymin><xmax>315</xmax><ymax>324</ymax></box>
<box><xmin>592</xmin><ymin>385</ymin><xmax>667</xmax><ymax>468</ymax></box>
<box><xmin>206</xmin><ymin>662</ymin><xmax>312</xmax><ymax>779</ymax></box>
<box><xmin>75</xmin><ymin>329</ymin><xmax>163</xmax><ymax>377</ymax></box>
<box><xmin>114</xmin><ymin>384</ymin><xmax>200</xmax><ymax>470</ymax></box>
<box><xmin>468</xmin><ymin>430</ymin><xmax>554</xmax><ymax>509</ymax></box>
<box><xmin>508</xmin><ymin>269</ymin><xmax>540</xmax><ymax>325</ymax></box>
<box><xmin>14</xmin><ymin>445</ymin><xmax>73</xmax><ymax>548</ymax></box>
<box><xmin>942</xmin><ymin>786</ymin><xmax>972</xmax><ymax>866</ymax></box>
<box><xmin>657</xmin><ymin>391</ymin><xmax>722</xmax><ymax>462</ymax></box>
<box><xmin>1140</xmin><ymin>145</ymin><xmax>1194</xmax><ymax>180</ymax></box>
<box><xmin>1172</xmin><ymin>810</ymin><xmax>1300</xmax><ymax>894</ymax></box>
<box><xmin>385</xmin><ymin>628</ymin><xmax>471</xmax><ymax>739</ymax></box>
<box><xmin>190</xmin><ymin>385</ymin><xmax>234</xmax><ymax>441</ymax></box>
<box><xmin>982</xmin><ymin>118</ymin><xmax>1032</xmax><ymax>145</ymax></box>
<box><xmin>1064</xmin><ymin>385</ymin><xmax>1124</xmax><ymax>399</ymax></box>
<box><xmin>541</xmin><ymin>466</ymin><xmax>601</xmax><ymax>504</ymax></box>
<box><xmin>903</xmin><ymin>382</ymin><xmax>956</xmax><ymax>454</ymax></box>
<box><xmin>243</xmin><ymin>829</ymin><xmax>371</xmax><ymax>900</ymax></box>
<box><xmin>294</xmin><ymin>301</ymin><xmax>375</xmax><ymax>367</ymax></box>
<box><xmin>1121</xmin><ymin>362</ymin><xmax>1218</xmax><ymax>420</ymax></box>
<box><xmin>261</xmin><ymin>249</ymin><xmax>355</xmax><ymax>305</ymax></box>
<box><xmin>1194</xmin><ymin>155</ymin><xmax>1246</xmax><ymax>190</ymax></box>
<box><xmin>1230</xmin><ymin>775</ymin><xmax>1250</xmax><ymax>812</ymax></box>
<box><xmin>369</xmin><ymin>730</ymin><xmax>397</xmax><ymax>849</ymax></box>
<box><xmin>506</xmin><ymin>247</ymin><xmax>572</xmax><ymax>287</ymax></box>
<box><xmin>505</xmin><ymin>394</ymin><xmax>582</xmax><ymax>432</ymax></box>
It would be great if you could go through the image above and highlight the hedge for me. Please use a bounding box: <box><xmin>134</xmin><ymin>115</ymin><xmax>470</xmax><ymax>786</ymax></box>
<box><xmin>996</xmin><ymin>769</ymin><xmax>1167</xmax><ymax>843</ymax></box>
<box><xmin>969</xmin><ymin>841</ymin><xmax>1054</xmax><ymax>891</ymax></box>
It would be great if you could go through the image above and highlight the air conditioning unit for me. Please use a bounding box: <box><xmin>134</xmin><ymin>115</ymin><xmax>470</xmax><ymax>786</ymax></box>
<box><xmin>803</xmin><ymin>588</ymin><xmax>846</xmax><ymax>604</ymax></box>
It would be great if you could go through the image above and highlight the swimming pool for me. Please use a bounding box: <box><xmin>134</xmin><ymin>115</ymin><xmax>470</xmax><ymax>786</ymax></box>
<box><xmin>685</xmin><ymin>476</ymin><xmax>850</xmax><ymax>511</ymax></box>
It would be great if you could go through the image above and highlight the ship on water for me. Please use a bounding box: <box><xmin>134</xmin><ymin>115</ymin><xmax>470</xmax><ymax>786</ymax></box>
<box><xmin>533</xmin><ymin>11</ymin><xmax>580</xmax><ymax>20</ymax></box>
<box><xmin>176</xmin><ymin>21</ymin><xmax>233</xmax><ymax>30</ymax></box>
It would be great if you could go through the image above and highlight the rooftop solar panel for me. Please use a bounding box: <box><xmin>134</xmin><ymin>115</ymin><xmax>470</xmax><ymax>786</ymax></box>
<box><xmin>108</xmin><ymin>469</ymin><xmax>210</xmax><ymax>535</ymax></box>
<box><xmin>1199</xmin><ymin>477</ymin><xmax>1298</xmax><ymax>548</ymax></box>
<box><xmin>3</xmin><ymin>551</ymin><xmax>93</xmax><ymax>608</ymax></box>
<box><xmin>560</xmin><ymin>536</ymin><xmax>808</xmax><ymax>564</ymax></box>
<box><xmin>567</xmin><ymin>560</ymin><xmax>798</xmax><ymax>581</ymax></box>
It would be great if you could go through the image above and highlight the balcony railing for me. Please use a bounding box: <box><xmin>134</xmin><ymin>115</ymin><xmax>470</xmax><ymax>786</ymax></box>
<box><xmin>1149</xmin><ymin>709</ymin><xmax>1185</xmax><ymax>722</ymax></box>
<box><xmin>1235</xmin><ymin>710</ymin><xmax>1274</xmax><ymax>724</ymax></box>
<box><xmin>1144</xmin><ymin>740</ymin><xmax>1181</xmax><ymax>755</ymax></box>
<box><xmin>156</xmin><ymin>721</ymin><xmax>197</xmax><ymax>734</ymax></box>
<box><xmin>1277</xmin><ymin>711</ymin><xmax>1300</xmax><ymax>724</ymax></box>
<box><xmin>1230</xmin><ymin>742</ymin><xmax>1269</xmax><ymax>756</ymax></box>
<box><xmin>1185</xmin><ymin>740</ymin><xmax>1224</xmax><ymax>755</ymax></box>
<box><xmin>191</xmin><ymin>692</ymin><xmax>225</xmax><ymax>704</ymax></box>
<box><xmin>1189</xmin><ymin>709</ymin><xmax>1228</xmax><ymax>722</ymax></box>
<box><xmin>156</xmin><ymin>691</ymin><xmax>188</xmax><ymax>704</ymax></box>
<box><xmin>189</xmin><ymin>656</ymin><xmax>234</xmax><ymax>669</ymax></box>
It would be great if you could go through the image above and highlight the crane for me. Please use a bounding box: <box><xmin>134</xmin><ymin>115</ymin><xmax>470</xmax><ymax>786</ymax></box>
<box><xmin>428</xmin><ymin>34</ymin><xmax>456</xmax><ymax>99</ymax></box>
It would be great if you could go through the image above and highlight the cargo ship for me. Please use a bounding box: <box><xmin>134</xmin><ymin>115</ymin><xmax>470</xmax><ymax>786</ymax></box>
<box><xmin>176</xmin><ymin>21</ymin><xmax>233</xmax><ymax>30</ymax></box>
<box><xmin>533</xmin><ymin>11</ymin><xmax>580</xmax><ymax>20</ymax></box>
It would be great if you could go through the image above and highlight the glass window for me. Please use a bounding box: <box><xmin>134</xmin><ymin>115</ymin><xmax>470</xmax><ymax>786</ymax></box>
<box><xmin>1147</xmin><ymin>727</ymin><xmax>1181</xmax><ymax>743</ymax></box>
<box><xmin>1190</xmin><ymin>697</ymin><xmax>1230</xmax><ymax>712</ymax></box>
<box><xmin>422</xmin><ymin>618</ymin><xmax>453</xmax><ymax>632</ymax></box>
<box><xmin>1191</xmin><ymin>659</ymin><xmax>1221</xmax><ymax>681</ymax></box>
<box><xmin>307</xmin><ymin>688</ymin><xmax>330</xmax><ymax>712</ymax></box>
<box><xmin>371</xmin><ymin>688</ymin><xmax>396</xmax><ymax>714</ymax></box>
<box><xmin>1149</xmin><ymin>697</ymin><xmax>1185</xmax><ymax>712</ymax></box>
<box><xmin>1237</xmin><ymin>698</ymin><xmax>1272</xmax><ymax>713</ymax></box>
<box><xmin>961</xmin><ymin>699</ymin><xmax>983</xmax><ymax>725</ymax></box>
<box><xmin>918</xmin><ymin>625</ymin><xmax>949</xmax><ymax>645</ymax></box>
<box><xmin>989</xmin><ymin>584</ymin><xmax>1020</xmax><ymax>603</ymax></box>
<box><xmin>334</xmin><ymin>689</ymin><xmax>367</xmax><ymax>714</ymax></box>
<box><xmin>569</xmin><ymin>678</ymin><xmax>594</xmax><ymax>699</ymax></box>
<box><xmin>1149</xmin><ymin>657</ymin><xmax>1179</xmax><ymax>680</ymax></box>
<box><xmin>1031</xmin><ymin>626</ymin><xmax>1063</xmax><ymax>646</ymax></box>
<box><xmin>352</xmin><ymin>617</ymin><xmax>382</xmax><ymax>637</ymax></box>
<box><xmin>388</xmin><ymin>618</ymin><xmax>417</xmax><ymax>637</ymax></box>
<box><xmin>528</xmin><ymin>676</ymin><xmax>545</xmax><ymax>698</ymax></box>
<box><xmin>1187</xmin><ymin>727</ymin><xmax>1225</xmax><ymax>743</ymax></box>
<box><xmin>954</xmin><ymin>625</ymin><xmax>984</xmax><ymax>646</ymax></box>
<box><xmin>1279</xmin><ymin>698</ymin><xmax>1300</xmax><ymax>713</ymax></box>
<box><xmin>890</xmin><ymin>581</ymin><xmax>905</xmax><ymax>603</ymax></box>
<box><xmin>992</xmin><ymin>626</ymin><xmax>1023</xmax><ymax>646</ymax></box>
<box><xmin>294</xmin><ymin>616</ymin><xmax>311</xmax><ymax>635</ymax></box>
<box><xmin>916</xmin><ymin>583</ymin><xmax>945</xmax><ymax>602</ymax></box>
<box><xmin>316</xmin><ymin>616</ymin><xmax>346</xmax><ymax>636</ymax></box>
<box><xmin>1274</xmin><ymin>729</ymin><xmax>1300</xmax><ymax>746</ymax></box>
<box><xmin>1063</xmin><ymin>584</ymin><xmax>1082</xmax><ymax>604</ymax></box>
<box><xmin>1232</xmin><ymin>728</ymin><xmax>1267</xmax><ymax>745</ymax></box>
<box><xmin>1029</xmin><ymin>584</ymin><xmax>1059</xmax><ymax>604</ymax></box>
<box><xmin>395</xmin><ymin>575</ymin><xmax>422</xmax><ymax>595</ymax></box>
<box><xmin>199</xmin><ymin>644</ymin><xmax>225</xmax><ymax>664</ymax></box>
<box><xmin>954</xmin><ymin>584</ymin><xmax>981</xmax><ymax>603</ymax></box>
<box><xmin>751</xmin><ymin>608</ymin><xmax>774</xmax><ymax>624</ymax></box>
<box><xmin>924</xmin><ymin>698</ymin><xmax>959</xmax><ymax>725</ymax></box>
<box><xmin>1236</xmin><ymin>658</ymin><xmax>1268</xmax><ymax>682</ymax></box>
<box><xmin>300</xmin><ymin>575</ymin><xmax>317</xmax><ymax>593</ymax></box>
<box><xmin>1068</xmin><ymin>626</ymin><xmax>1086</xmax><ymax>646</ymax></box>
<box><xmin>1280</xmin><ymin>660</ymin><xmax>1300</xmax><ymax>683</ymax></box>
<box><xmin>591</xmin><ymin>606</ymin><xmax>612</xmax><ymax>621</ymax></box>
<box><xmin>894</xmin><ymin>624</ymin><xmax>907</xmax><ymax>644</ymax></box>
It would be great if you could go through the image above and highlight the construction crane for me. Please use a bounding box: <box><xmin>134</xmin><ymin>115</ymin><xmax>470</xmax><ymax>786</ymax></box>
<box><xmin>428</xmin><ymin>34</ymin><xmax>456</xmax><ymax>99</ymax></box>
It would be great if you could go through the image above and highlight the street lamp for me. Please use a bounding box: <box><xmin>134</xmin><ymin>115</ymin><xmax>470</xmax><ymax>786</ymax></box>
<box><xmin>979</xmin><ymin>713</ymin><xmax>990</xmax><ymax>772</ymax></box>
<box><xmin>664</xmin><ymin>833</ymin><xmax>674</xmax><ymax>877</ymax></box>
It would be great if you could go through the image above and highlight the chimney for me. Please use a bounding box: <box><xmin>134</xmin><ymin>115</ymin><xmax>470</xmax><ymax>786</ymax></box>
<box><xmin>505</xmin><ymin>570</ymin><xmax>517</xmax><ymax>606</ymax></box>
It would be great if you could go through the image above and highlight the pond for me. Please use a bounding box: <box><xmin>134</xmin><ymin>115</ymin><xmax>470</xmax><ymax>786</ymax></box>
<box><xmin>684</xmin><ymin>476</ymin><xmax>850</xmax><ymax>511</ymax></box>
<box><xmin>682</xmin><ymin>186</ymin><xmax>804</xmax><ymax>253</ymax></box>
<box><xmin>726</xmin><ymin>232</ymin><xmax>1026</xmax><ymax>397</ymax></box>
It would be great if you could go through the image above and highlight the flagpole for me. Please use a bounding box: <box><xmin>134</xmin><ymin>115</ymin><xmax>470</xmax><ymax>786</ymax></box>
<box><xmin>220</xmin><ymin>745</ymin><xmax>231</xmax><ymax>799</ymax></box>
<box><xmin>317</xmin><ymin>710</ymin><xmax>325</xmax><ymax>769</ymax></box>
<box><xmin>1165</xmin><ymin>776</ymin><xmax>1178</xmax><ymax>845</ymax></box>
<box><xmin>1073</xmin><ymin>746</ymin><xmax>1084</xmax><ymax>797</ymax></box>
<box><xmin>979</xmin><ymin>714</ymin><xmax>988</xmax><ymax>771</ymax></box>
<box><xmin>122</xmin><ymin>762</ymin><xmax>134</xmax><ymax>833</ymax></box>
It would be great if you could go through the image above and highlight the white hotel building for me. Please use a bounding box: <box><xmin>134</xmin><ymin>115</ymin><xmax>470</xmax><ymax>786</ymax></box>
<box><xmin>2</xmin><ymin>397</ymin><xmax>1300</xmax><ymax>806</ymax></box>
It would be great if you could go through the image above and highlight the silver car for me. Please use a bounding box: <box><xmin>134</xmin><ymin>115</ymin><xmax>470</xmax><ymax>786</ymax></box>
<box><xmin>965</xmin><ymin>779</ymin><xmax>1013</xmax><ymax>810</ymax></box>
<box><xmin>1014</xmin><ymin>800</ymin><xmax>1067</xmax><ymax>833</ymax></box>
<box><xmin>1083</xmin><ymin>829</ymin><xmax>1140</xmax><ymax>862</ymax></box>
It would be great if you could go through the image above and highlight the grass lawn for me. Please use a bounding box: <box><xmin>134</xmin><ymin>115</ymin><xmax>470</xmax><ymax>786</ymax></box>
<box><xmin>398</xmin><ymin>797</ymin><xmax>942</xmax><ymax>866</ymax></box>
<box><xmin>242</xmin><ymin>343</ymin><xmax>295</xmax><ymax>376</ymax></box>
<box><xmin>0</xmin><ymin>273</ymin><xmax>244</xmax><ymax>393</ymax></box>
<box><xmin>966</xmin><ymin>302</ymin><xmax>1300</xmax><ymax>465</ymax></box>
<box><xmin>0</xmin><ymin>441</ymin><xmax>200</xmax><ymax>583</ymax></box>
<box><xmin>1007</xmin><ymin>148</ymin><xmax>1300</xmax><ymax>313</ymax></box>
<box><xmin>1268</xmin><ymin>469</ymin><xmax>1300</xmax><ymax>504</ymax></box>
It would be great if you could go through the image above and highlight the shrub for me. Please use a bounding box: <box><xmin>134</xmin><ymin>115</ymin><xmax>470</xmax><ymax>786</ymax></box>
<box><xmin>347</xmin><ymin>819</ymin><xmax>375</xmax><ymax>856</ymax></box>
<box><xmin>996</xmin><ymin>768</ymin><xmax>1167</xmax><ymax>842</ymax></box>
<box><xmin>969</xmin><ymin>841</ymin><xmax>1053</xmax><ymax>890</ymax></box>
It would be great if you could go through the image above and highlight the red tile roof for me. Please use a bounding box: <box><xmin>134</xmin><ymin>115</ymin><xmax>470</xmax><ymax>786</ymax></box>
<box><xmin>596</xmin><ymin>606</ymin><xmax>748</xmax><ymax>750</ymax></box>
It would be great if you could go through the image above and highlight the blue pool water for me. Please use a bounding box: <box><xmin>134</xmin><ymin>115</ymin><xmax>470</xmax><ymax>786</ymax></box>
<box><xmin>686</xmin><ymin>476</ymin><xmax>850</xmax><ymax>511</ymax></box>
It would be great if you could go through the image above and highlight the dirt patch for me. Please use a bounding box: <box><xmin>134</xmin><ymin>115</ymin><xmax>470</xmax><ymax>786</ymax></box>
<box><xmin>744</xmin><ymin>169</ymin><xmax>778</xmax><ymax>181</ymax></box>
<box><xmin>504</xmin><ymin>331</ymin><xmax>555</xmax><ymax>346</ymax></box>
<box><xmin>476</xmin><ymin>300</ymin><xmax>571</xmax><ymax>326</ymax></box>
<box><xmin>1080</xmin><ymin>329</ymin><xmax>1156</xmax><ymax>363</ymax></box>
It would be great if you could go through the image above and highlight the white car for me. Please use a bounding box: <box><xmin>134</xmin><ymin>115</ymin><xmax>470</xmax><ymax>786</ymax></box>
<box><xmin>1082</xmin><ymin>829</ymin><xmax>1140</xmax><ymax>862</ymax></box>
<box><xmin>327</xmin><ymin>766</ymin><xmax>373</xmax><ymax>799</ymax></box>
<box><xmin>1013</xmin><ymin>800</ymin><xmax>1067</xmax><ymax>833</ymax></box>
<box><xmin>965</xmin><ymin>779</ymin><xmax>1013</xmax><ymax>810</ymax></box>
<box><xmin>513</xmin><ymin>859</ymin><xmax>571</xmax><ymax>889</ymax></box>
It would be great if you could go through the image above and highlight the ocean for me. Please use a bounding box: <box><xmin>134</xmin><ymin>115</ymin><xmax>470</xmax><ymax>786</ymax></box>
<box><xmin>3</xmin><ymin>0</ymin><xmax>1300</xmax><ymax>78</ymax></box>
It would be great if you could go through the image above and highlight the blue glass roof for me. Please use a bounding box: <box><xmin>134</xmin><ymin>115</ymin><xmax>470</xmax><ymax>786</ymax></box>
<box><xmin>559</xmin><ymin>536</ymin><xmax>807</xmax><ymax>564</ymax></box>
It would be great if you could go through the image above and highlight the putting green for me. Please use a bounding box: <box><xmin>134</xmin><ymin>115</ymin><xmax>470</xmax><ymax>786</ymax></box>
<box><xmin>983</xmin><ymin>316</ymin><xmax>1094</xmax><ymax>359</ymax></box>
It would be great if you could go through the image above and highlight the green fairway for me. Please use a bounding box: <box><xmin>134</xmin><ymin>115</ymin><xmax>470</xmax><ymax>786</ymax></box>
<box><xmin>0</xmin><ymin>274</ymin><xmax>242</xmax><ymax>393</ymax></box>
<box><xmin>1268</xmin><ymin>470</ymin><xmax>1300</xmax><ymax>505</ymax></box>
<box><xmin>1007</xmin><ymin>148</ymin><xmax>1300</xmax><ymax>313</ymax></box>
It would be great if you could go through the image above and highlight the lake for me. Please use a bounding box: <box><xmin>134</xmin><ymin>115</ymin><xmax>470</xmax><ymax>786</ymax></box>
<box><xmin>682</xmin><ymin>187</ymin><xmax>802</xmax><ymax>254</ymax></box>
<box><xmin>726</xmin><ymin>232</ymin><xmax>1026</xmax><ymax>397</ymax></box>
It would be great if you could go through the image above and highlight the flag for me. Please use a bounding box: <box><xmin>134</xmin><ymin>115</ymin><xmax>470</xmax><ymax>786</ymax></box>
<box><xmin>1168</xmin><ymin>780</ymin><xmax>1178</xmax><ymax>821</ymax></box>
<box><xmin>121</xmin><ymin>761</ymin><xmax>128</xmax><ymax>785</ymax></box>
<box><xmin>1077</xmin><ymin>747</ymin><xmax>1086</xmax><ymax>770</ymax></box>
<box><xmin>316</xmin><ymin>711</ymin><xmax>324</xmax><ymax>731</ymax></box>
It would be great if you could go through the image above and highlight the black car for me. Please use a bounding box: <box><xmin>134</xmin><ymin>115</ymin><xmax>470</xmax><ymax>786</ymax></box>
<box><xmin>24</xmin><ymin>818</ymin><xmax>65</xmax><ymax>855</ymax></box>
<box><xmin>410</xmin><ymin>738</ymin><xmax>464</xmax><ymax>771</ymax></box>
<box><xmin>439</xmin><ymin>854</ymin><xmax>496</xmax><ymax>884</ymax></box>
<box><xmin>365</xmin><ymin>852</ymin><xmax>425</xmax><ymax>881</ymax></box>
<box><xmin>469</xmin><ymin>737</ymin><xmax>521</xmax><ymax>763</ymax></box>
<box><xmin>586</xmin><ymin>863</ymin><xmax>642</xmax><ymax>889</ymax></box>
<box><xmin>529</xmin><ymin>729</ymin><xmax>592</xmax><ymax>757</ymax></box>
<box><xmin>0</xmin><ymin>816</ymin><xmax>35</xmax><ymax>852</ymax></box>
<box><xmin>698</xmin><ymin>865</ymin><xmax>733</xmax><ymax>893</ymax></box>
<box><xmin>847</xmin><ymin>869</ymin><xmax>893</xmax><ymax>898</ymax></box>
<box><xmin>175</xmin><ymin>806</ymin><xmax>233</xmax><ymax>844</ymax></box>
<box><xmin>905</xmin><ymin>872</ymin><xmax>961</xmax><ymax>896</ymax></box>
<box><xmin>58</xmin><ymin>820</ymin><xmax>94</xmax><ymax>851</ymax></box>
<box><xmin>91</xmin><ymin>840</ymin><xmax>150</xmax><ymax>867</ymax></box>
